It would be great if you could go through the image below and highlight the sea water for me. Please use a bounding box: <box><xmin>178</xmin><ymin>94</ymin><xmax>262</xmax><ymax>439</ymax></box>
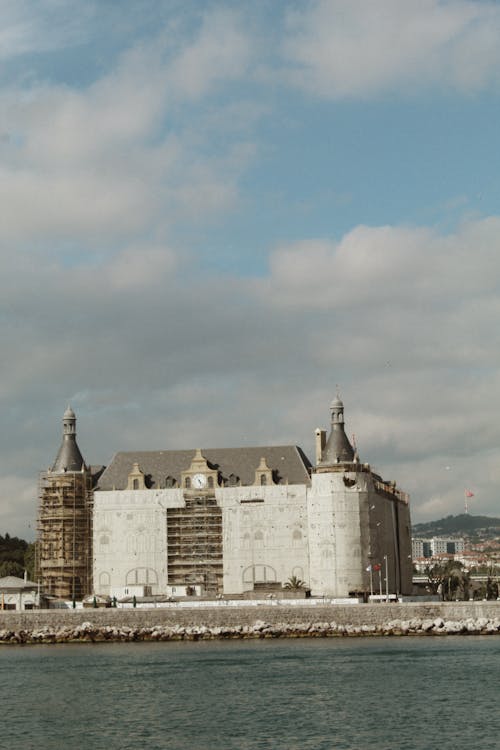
<box><xmin>0</xmin><ymin>637</ymin><xmax>498</xmax><ymax>750</ymax></box>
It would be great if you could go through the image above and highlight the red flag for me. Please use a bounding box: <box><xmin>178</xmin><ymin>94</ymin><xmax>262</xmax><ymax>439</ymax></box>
<box><xmin>373</xmin><ymin>564</ymin><xmax>381</xmax><ymax>571</ymax></box>
<box><xmin>465</xmin><ymin>490</ymin><xmax>474</xmax><ymax>497</ymax></box>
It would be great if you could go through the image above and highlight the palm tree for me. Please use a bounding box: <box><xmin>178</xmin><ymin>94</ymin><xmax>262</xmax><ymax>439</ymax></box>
<box><xmin>283</xmin><ymin>575</ymin><xmax>305</xmax><ymax>590</ymax></box>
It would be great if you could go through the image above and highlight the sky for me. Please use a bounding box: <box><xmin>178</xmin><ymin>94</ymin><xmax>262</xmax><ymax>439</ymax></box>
<box><xmin>2</xmin><ymin>0</ymin><xmax>500</xmax><ymax>538</ymax></box>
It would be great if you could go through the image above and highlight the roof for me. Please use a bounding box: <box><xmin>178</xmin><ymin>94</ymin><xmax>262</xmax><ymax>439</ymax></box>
<box><xmin>0</xmin><ymin>575</ymin><xmax>37</xmax><ymax>590</ymax></box>
<box><xmin>97</xmin><ymin>445</ymin><xmax>312</xmax><ymax>490</ymax></box>
<box><xmin>321</xmin><ymin>424</ymin><xmax>355</xmax><ymax>464</ymax></box>
<box><xmin>52</xmin><ymin>435</ymin><xmax>85</xmax><ymax>473</ymax></box>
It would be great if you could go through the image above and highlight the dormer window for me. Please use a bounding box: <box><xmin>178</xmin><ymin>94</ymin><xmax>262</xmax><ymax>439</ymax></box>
<box><xmin>165</xmin><ymin>476</ymin><xmax>176</xmax><ymax>488</ymax></box>
<box><xmin>254</xmin><ymin>457</ymin><xmax>273</xmax><ymax>487</ymax></box>
<box><xmin>185</xmin><ymin>476</ymin><xmax>191</xmax><ymax>489</ymax></box>
<box><xmin>127</xmin><ymin>462</ymin><xmax>146</xmax><ymax>490</ymax></box>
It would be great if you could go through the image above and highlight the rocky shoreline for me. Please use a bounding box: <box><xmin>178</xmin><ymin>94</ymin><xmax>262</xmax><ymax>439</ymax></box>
<box><xmin>2</xmin><ymin>615</ymin><xmax>500</xmax><ymax>644</ymax></box>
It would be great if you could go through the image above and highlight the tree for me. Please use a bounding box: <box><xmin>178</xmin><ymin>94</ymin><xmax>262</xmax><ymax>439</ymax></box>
<box><xmin>425</xmin><ymin>560</ymin><xmax>467</xmax><ymax>600</ymax></box>
<box><xmin>0</xmin><ymin>561</ymin><xmax>24</xmax><ymax>578</ymax></box>
<box><xmin>486</xmin><ymin>577</ymin><xmax>499</xmax><ymax>600</ymax></box>
<box><xmin>283</xmin><ymin>575</ymin><xmax>305</xmax><ymax>590</ymax></box>
<box><xmin>24</xmin><ymin>543</ymin><xmax>37</xmax><ymax>581</ymax></box>
<box><xmin>457</xmin><ymin>569</ymin><xmax>471</xmax><ymax>601</ymax></box>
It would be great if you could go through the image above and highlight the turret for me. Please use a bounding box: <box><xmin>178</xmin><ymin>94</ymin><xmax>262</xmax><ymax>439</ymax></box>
<box><xmin>51</xmin><ymin>406</ymin><xmax>86</xmax><ymax>473</ymax></box>
<box><xmin>318</xmin><ymin>395</ymin><xmax>355</xmax><ymax>465</ymax></box>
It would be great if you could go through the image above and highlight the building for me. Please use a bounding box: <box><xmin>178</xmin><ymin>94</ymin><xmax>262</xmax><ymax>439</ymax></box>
<box><xmin>36</xmin><ymin>407</ymin><xmax>97</xmax><ymax>600</ymax></box>
<box><xmin>0</xmin><ymin>575</ymin><xmax>40</xmax><ymax>610</ymax></box>
<box><xmin>38</xmin><ymin>397</ymin><xmax>413</xmax><ymax>600</ymax></box>
<box><xmin>412</xmin><ymin>537</ymin><xmax>465</xmax><ymax>559</ymax></box>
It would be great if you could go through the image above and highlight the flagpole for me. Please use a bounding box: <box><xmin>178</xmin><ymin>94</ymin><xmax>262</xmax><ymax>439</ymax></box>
<box><xmin>384</xmin><ymin>555</ymin><xmax>389</xmax><ymax>602</ymax></box>
<box><xmin>370</xmin><ymin>566</ymin><xmax>373</xmax><ymax>598</ymax></box>
<box><xmin>464</xmin><ymin>488</ymin><xmax>468</xmax><ymax>514</ymax></box>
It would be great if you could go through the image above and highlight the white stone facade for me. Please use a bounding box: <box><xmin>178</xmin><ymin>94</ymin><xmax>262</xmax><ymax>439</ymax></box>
<box><xmin>93</xmin><ymin>467</ymin><xmax>412</xmax><ymax>599</ymax></box>
<box><xmin>89</xmin><ymin>397</ymin><xmax>413</xmax><ymax>600</ymax></box>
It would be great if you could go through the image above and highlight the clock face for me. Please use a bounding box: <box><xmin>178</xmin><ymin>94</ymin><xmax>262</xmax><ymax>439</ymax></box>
<box><xmin>192</xmin><ymin>473</ymin><xmax>207</xmax><ymax>489</ymax></box>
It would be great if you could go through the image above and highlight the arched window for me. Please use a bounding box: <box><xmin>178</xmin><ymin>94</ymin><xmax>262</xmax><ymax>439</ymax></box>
<box><xmin>207</xmin><ymin>476</ymin><xmax>214</xmax><ymax>489</ymax></box>
<box><xmin>126</xmin><ymin>568</ymin><xmax>158</xmax><ymax>585</ymax></box>
<box><xmin>260</xmin><ymin>474</ymin><xmax>267</xmax><ymax>486</ymax></box>
<box><xmin>292</xmin><ymin>529</ymin><xmax>302</xmax><ymax>547</ymax></box>
<box><xmin>165</xmin><ymin>476</ymin><xmax>176</xmax><ymax>488</ymax></box>
<box><xmin>242</xmin><ymin>564</ymin><xmax>277</xmax><ymax>584</ymax></box>
<box><xmin>133</xmin><ymin>478</ymin><xmax>139</xmax><ymax>490</ymax></box>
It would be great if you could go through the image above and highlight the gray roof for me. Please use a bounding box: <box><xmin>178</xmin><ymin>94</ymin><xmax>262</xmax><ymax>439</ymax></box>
<box><xmin>97</xmin><ymin>445</ymin><xmax>312</xmax><ymax>490</ymax></box>
<box><xmin>0</xmin><ymin>575</ymin><xmax>37</xmax><ymax>590</ymax></box>
<box><xmin>52</xmin><ymin>434</ymin><xmax>86</xmax><ymax>473</ymax></box>
<box><xmin>321</xmin><ymin>424</ymin><xmax>355</xmax><ymax>464</ymax></box>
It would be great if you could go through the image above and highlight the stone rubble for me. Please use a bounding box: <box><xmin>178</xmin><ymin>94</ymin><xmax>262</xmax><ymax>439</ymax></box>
<box><xmin>0</xmin><ymin>616</ymin><xmax>499</xmax><ymax>644</ymax></box>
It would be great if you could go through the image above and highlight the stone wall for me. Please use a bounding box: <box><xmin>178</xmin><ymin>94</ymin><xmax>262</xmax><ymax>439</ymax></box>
<box><xmin>1</xmin><ymin>601</ymin><xmax>499</xmax><ymax>633</ymax></box>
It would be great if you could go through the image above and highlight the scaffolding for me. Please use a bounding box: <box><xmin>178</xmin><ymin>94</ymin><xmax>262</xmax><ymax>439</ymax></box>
<box><xmin>167</xmin><ymin>494</ymin><xmax>223</xmax><ymax>594</ymax></box>
<box><xmin>36</xmin><ymin>469</ymin><xmax>93</xmax><ymax>600</ymax></box>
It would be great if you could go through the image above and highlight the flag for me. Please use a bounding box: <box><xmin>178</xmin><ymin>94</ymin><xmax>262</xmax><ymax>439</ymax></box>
<box><xmin>373</xmin><ymin>564</ymin><xmax>381</xmax><ymax>572</ymax></box>
<box><xmin>366</xmin><ymin>565</ymin><xmax>372</xmax><ymax>572</ymax></box>
<box><xmin>465</xmin><ymin>490</ymin><xmax>474</xmax><ymax>498</ymax></box>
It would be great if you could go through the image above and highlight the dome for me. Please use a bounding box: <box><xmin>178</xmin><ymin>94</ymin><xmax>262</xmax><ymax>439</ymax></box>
<box><xmin>63</xmin><ymin>405</ymin><xmax>75</xmax><ymax>420</ymax></box>
<box><xmin>330</xmin><ymin>395</ymin><xmax>343</xmax><ymax>409</ymax></box>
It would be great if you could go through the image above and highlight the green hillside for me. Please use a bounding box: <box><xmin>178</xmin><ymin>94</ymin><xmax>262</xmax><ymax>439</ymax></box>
<box><xmin>413</xmin><ymin>514</ymin><xmax>500</xmax><ymax>538</ymax></box>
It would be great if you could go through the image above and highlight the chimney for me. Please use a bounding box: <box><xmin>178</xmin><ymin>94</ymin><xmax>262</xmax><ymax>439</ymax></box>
<box><xmin>315</xmin><ymin>428</ymin><xmax>326</xmax><ymax>464</ymax></box>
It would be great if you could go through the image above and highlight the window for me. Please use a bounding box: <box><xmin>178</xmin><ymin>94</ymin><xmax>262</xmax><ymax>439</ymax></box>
<box><xmin>260</xmin><ymin>474</ymin><xmax>267</xmax><ymax>486</ymax></box>
<box><xmin>99</xmin><ymin>535</ymin><xmax>110</xmax><ymax>553</ymax></box>
<box><xmin>165</xmin><ymin>476</ymin><xmax>176</xmax><ymax>488</ymax></box>
<box><xmin>133</xmin><ymin>478</ymin><xmax>139</xmax><ymax>490</ymax></box>
<box><xmin>254</xmin><ymin>530</ymin><xmax>264</xmax><ymax>548</ymax></box>
<box><xmin>185</xmin><ymin>477</ymin><xmax>191</xmax><ymax>489</ymax></box>
<box><xmin>207</xmin><ymin>476</ymin><xmax>214</xmax><ymax>489</ymax></box>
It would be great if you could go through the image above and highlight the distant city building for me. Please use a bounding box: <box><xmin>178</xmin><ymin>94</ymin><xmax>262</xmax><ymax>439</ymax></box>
<box><xmin>37</xmin><ymin>398</ymin><xmax>413</xmax><ymax>600</ymax></box>
<box><xmin>412</xmin><ymin>537</ymin><xmax>465</xmax><ymax>559</ymax></box>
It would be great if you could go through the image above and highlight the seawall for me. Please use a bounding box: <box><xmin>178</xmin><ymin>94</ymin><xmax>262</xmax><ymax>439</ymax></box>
<box><xmin>1</xmin><ymin>601</ymin><xmax>499</xmax><ymax>643</ymax></box>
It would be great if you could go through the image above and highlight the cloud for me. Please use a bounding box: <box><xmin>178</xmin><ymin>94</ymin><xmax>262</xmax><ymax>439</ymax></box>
<box><xmin>283</xmin><ymin>0</ymin><xmax>500</xmax><ymax>97</ymax></box>
<box><xmin>0</xmin><ymin>476</ymin><xmax>37</xmax><ymax>538</ymax></box>
<box><xmin>167</xmin><ymin>8</ymin><xmax>252</xmax><ymax>100</ymax></box>
<box><xmin>3</xmin><ymin>214</ymin><xmax>500</xmax><ymax>535</ymax></box>
<box><xmin>2</xmin><ymin>3</ymin><xmax>500</xmax><ymax>539</ymax></box>
<box><xmin>0</xmin><ymin>9</ymin><xmax>256</xmax><ymax>250</ymax></box>
<box><xmin>0</xmin><ymin>1</ymin><xmax>94</xmax><ymax>61</ymax></box>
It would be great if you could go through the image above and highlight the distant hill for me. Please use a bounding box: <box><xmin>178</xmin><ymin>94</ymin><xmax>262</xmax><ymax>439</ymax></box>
<box><xmin>413</xmin><ymin>514</ymin><xmax>500</xmax><ymax>538</ymax></box>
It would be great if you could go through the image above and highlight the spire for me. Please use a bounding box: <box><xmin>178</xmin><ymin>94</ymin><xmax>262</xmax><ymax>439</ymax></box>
<box><xmin>320</xmin><ymin>395</ymin><xmax>355</xmax><ymax>464</ymax></box>
<box><xmin>51</xmin><ymin>406</ymin><xmax>86</xmax><ymax>473</ymax></box>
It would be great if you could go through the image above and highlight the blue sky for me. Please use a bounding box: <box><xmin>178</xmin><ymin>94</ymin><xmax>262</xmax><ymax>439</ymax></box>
<box><xmin>2</xmin><ymin>0</ymin><xmax>500</xmax><ymax>536</ymax></box>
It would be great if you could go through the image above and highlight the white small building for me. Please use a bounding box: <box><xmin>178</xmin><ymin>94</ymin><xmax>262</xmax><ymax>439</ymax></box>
<box><xmin>0</xmin><ymin>575</ymin><xmax>40</xmax><ymax>610</ymax></box>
